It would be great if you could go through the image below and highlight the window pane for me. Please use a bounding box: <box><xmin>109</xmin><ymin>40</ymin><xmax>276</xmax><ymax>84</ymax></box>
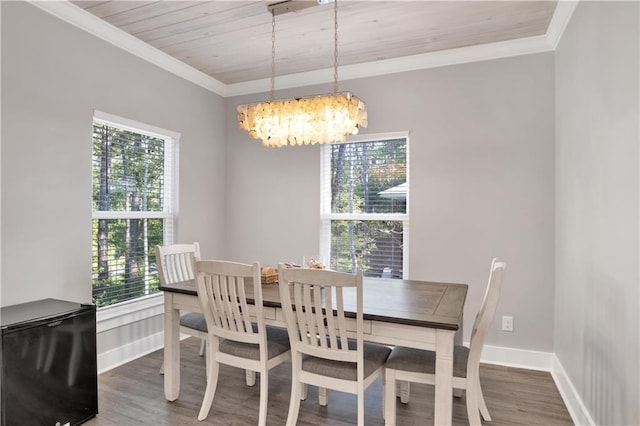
<box><xmin>92</xmin><ymin>115</ymin><xmax>176</xmax><ymax>308</ymax></box>
<box><xmin>91</xmin><ymin>218</ymin><xmax>164</xmax><ymax>307</ymax></box>
<box><xmin>92</xmin><ymin>124</ymin><xmax>166</xmax><ymax>212</ymax></box>
<box><xmin>329</xmin><ymin>220</ymin><xmax>403</xmax><ymax>278</ymax></box>
<box><xmin>330</xmin><ymin>139</ymin><xmax>407</xmax><ymax>214</ymax></box>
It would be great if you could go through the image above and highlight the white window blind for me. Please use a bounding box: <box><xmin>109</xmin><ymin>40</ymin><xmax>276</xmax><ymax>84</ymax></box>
<box><xmin>91</xmin><ymin>111</ymin><xmax>178</xmax><ymax>307</ymax></box>
<box><xmin>320</xmin><ymin>134</ymin><xmax>409</xmax><ymax>278</ymax></box>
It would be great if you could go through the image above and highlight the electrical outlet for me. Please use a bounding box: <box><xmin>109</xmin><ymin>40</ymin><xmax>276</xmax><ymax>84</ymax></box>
<box><xmin>502</xmin><ymin>315</ymin><xmax>513</xmax><ymax>332</ymax></box>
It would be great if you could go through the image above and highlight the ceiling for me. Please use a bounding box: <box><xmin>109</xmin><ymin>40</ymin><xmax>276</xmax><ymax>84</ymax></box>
<box><xmin>68</xmin><ymin>0</ymin><xmax>559</xmax><ymax>90</ymax></box>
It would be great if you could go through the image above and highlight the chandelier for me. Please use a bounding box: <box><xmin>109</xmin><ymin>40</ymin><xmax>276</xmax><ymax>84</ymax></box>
<box><xmin>237</xmin><ymin>0</ymin><xmax>367</xmax><ymax>147</ymax></box>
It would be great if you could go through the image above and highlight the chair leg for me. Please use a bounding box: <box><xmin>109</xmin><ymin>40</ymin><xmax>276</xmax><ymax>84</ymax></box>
<box><xmin>286</xmin><ymin>356</ymin><xmax>303</xmax><ymax>426</ymax></box>
<box><xmin>204</xmin><ymin>342</ymin><xmax>209</xmax><ymax>376</ymax></box>
<box><xmin>465</xmin><ymin>373</ymin><xmax>482</xmax><ymax>426</ymax></box>
<box><xmin>301</xmin><ymin>383</ymin><xmax>308</xmax><ymax>400</ymax></box>
<box><xmin>477</xmin><ymin>380</ymin><xmax>491</xmax><ymax>421</ymax></box>
<box><xmin>382</xmin><ymin>373</ymin><xmax>386</xmax><ymax>421</ymax></box>
<box><xmin>357</xmin><ymin>382</ymin><xmax>365</xmax><ymax>426</ymax></box>
<box><xmin>198</xmin><ymin>357</ymin><xmax>219</xmax><ymax>421</ymax></box>
<box><xmin>246</xmin><ymin>370</ymin><xmax>256</xmax><ymax>387</ymax></box>
<box><xmin>287</xmin><ymin>379</ymin><xmax>303</xmax><ymax>426</ymax></box>
<box><xmin>384</xmin><ymin>369</ymin><xmax>397</xmax><ymax>426</ymax></box>
<box><xmin>199</xmin><ymin>338</ymin><xmax>206</xmax><ymax>356</ymax></box>
<box><xmin>318</xmin><ymin>387</ymin><xmax>328</xmax><ymax>406</ymax></box>
<box><xmin>258</xmin><ymin>368</ymin><xmax>268</xmax><ymax>426</ymax></box>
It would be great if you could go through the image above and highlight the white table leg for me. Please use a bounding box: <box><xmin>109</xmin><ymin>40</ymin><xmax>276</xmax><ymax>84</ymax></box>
<box><xmin>399</xmin><ymin>381</ymin><xmax>410</xmax><ymax>403</ymax></box>
<box><xmin>434</xmin><ymin>329</ymin><xmax>454</xmax><ymax>426</ymax></box>
<box><xmin>164</xmin><ymin>292</ymin><xmax>181</xmax><ymax>401</ymax></box>
<box><xmin>453</xmin><ymin>316</ymin><xmax>463</xmax><ymax>398</ymax></box>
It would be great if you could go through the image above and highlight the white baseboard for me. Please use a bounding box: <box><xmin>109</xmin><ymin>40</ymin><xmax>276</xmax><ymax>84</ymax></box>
<box><xmin>97</xmin><ymin>331</ymin><xmax>195</xmax><ymax>374</ymax></box>
<box><xmin>551</xmin><ymin>355</ymin><xmax>596</xmax><ymax>426</ymax></box>
<box><xmin>97</xmin><ymin>331</ymin><xmax>164</xmax><ymax>374</ymax></box>
<box><xmin>475</xmin><ymin>343</ymin><xmax>593</xmax><ymax>426</ymax></box>
<box><xmin>479</xmin><ymin>343</ymin><xmax>555</xmax><ymax>371</ymax></box>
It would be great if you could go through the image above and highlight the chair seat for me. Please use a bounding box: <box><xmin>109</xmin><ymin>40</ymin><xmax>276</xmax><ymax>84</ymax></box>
<box><xmin>180</xmin><ymin>312</ymin><xmax>207</xmax><ymax>332</ymax></box>
<box><xmin>302</xmin><ymin>341</ymin><xmax>391</xmax><ymax>381</ymax></box>
<box><xmin>386</xmin><ymin>344</ymin><xmax>470</xmax><ymax>378</ymax></box>
<box><xmin>219</xmin><ymin>325</ymin><xmax>290</xmax><ymax>360</ymax></box>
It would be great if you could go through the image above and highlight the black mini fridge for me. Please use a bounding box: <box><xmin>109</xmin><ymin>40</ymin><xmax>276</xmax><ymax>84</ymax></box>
<box><xmin>0</xmin><ymin>299</ymin><xmax>98</xmax><ymax>426</ymax></box>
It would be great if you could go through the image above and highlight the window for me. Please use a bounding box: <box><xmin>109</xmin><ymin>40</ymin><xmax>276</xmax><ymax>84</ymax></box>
<box><xmin>91</xmin><ymin>111</ymin><xmax>178</xmax><ymax>308</ymax></box>
<box><xmin>320</xmin><ymin>133</ymin><xmax>409</xmax><ymax>279</ymax></box>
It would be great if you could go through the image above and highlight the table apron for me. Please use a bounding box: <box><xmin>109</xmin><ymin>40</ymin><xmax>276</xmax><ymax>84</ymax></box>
<box><xmin>167</xmin><ymin>293</ymin><xmax>201</xmax><ymax>313</ymax></box>
<box><xmin>174</xmin><ymin>296</ymin><xmax>444</xmax><ymax>351</ymax></box>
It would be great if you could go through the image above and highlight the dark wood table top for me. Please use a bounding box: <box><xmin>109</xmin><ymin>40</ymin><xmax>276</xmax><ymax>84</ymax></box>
<box><xmin>161</xmin><ymin>277</ymin><xmax>467</xmax><ymax>331</ymax></box>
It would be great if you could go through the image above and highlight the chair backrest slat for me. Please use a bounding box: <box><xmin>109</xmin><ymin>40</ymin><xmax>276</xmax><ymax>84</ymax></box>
<box><xmin>196</xmin><ymin>260</ymin><xmax>262</xmax><ymax>344</ymax></box>
<box><xmin>324</xmin><ymin>286</ymin><xmax>338</xmax><ymax>349</ymax></box>
<box><xmin>219</xmin><ymin>275</ymin><xmax>230</xmax><ymax>327</ymax></box>
<box><xmin>278</xmin><ymin>265</ymin><xmax>362</xmax><ymax>362</ymax></box>
<box><xmin>236</xmin><ymin>277</ymin><xmax>253</xmax><ymax>333</ymax></box>
<box><xmin>302</xmin><ymin>284</ymin><xmax>317</xmax><ymax>347</ymax></box>
<box><xmin>293</xmin><ymin>284</ymin><xmax>310</xmax><ymax>345</ymax></box>
<box><xmin>155</xmin><ymin>243</ymin><xmax>200</xmax><ymax>285</ymax></box>
<box><xmin>335</xmin><ymin>286</ymin><xmax>349</xmax><ymax>351</ymax></box>
<box><xmin>205</xmin><ymin>275</ymin><xmax>223</xmax><ymax>329</ymax></box>
<box><xmin>211</xmin><ymin>275</ymin><xmax>227</xmax><ymax>328</ymax></box>
<box><xmin>311</xmin><ymin>285</ymin><xmax>327</xmax><ymax>349</ymax></box>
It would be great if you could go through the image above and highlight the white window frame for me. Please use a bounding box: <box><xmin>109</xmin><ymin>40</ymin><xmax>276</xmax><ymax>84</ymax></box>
<box><xmin>319</xmin><ymin>131</ymin><xmax>410</xmax><ymax>279</ymax></box>
<box><xmin>92</xmin><ymin>110</ymin><xmax>180</xmax><ymax>330</ymax></box>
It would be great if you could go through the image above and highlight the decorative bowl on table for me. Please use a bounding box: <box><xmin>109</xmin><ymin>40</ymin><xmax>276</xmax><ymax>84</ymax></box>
<box><xmin>302</xmin><ymin>255</ymin><xmax>326</xmax><ymax>270</ymax></box>
<box><xmin>305</xmin><ymin>259</ymin><xmax>325</xmax><ymax>269</ymax></box>
<box><xmin>261</xmin><ymin>266</ymin><xmax>278</xmax><ymax>284</ymax></box>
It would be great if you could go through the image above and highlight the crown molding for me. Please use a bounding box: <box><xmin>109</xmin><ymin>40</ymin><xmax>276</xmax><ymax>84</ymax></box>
<box><xmin>546</xmin><ymin>1</ymin><xmax>580</xmax><ymax>49</ymax></box>
<box><xmin>226</xmin><ymin>34</ymin><xmax>554</xmax><ymax>97</ymax></box>
<box><xmin>29</xmin><ymin>0</ymin><xmax>577</xmax><ymax>99</ymax></box>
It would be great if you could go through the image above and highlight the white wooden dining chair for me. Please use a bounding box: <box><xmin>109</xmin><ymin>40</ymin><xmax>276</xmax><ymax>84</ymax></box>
<box><xmin>195</xmin><ymin>260</ymin><xmax>290</xmax><ymax>424</ymax></box>
<box><xmin>155</xmin><ymin>242</ymin><xmax>207</xmax><ymax>372</ymax></box>
<box><xmin>278</xmin><ymin>264</ymin><xmax>391</xmax><ymax>426</ymax></box>
<box><xmin>384</xmin><ymin>258</ymin><xmax>506</xmax><ymax>426</ymax></box>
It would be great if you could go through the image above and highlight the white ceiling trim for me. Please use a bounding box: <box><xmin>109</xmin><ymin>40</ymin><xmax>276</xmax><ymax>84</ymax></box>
<box><xmin>546</xmin><ymin>0</ymin><xmax>580</xmax><ymax>49</ymax></box>
<box><xmin>226</xmin><ymin>34</ymin><xmax>553</xmax><ymax>97</ymax></box>
<box><xmin>29</xmin><ymin>0</ymin><xmax>577</xmax><ymax>99</ymax></box>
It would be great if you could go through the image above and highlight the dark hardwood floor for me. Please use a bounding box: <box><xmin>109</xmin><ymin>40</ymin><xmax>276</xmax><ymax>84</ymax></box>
<box><xmin>86</xmin><ymin>338</ymin><xmax>573</xmax><ymax>425</ymax></box>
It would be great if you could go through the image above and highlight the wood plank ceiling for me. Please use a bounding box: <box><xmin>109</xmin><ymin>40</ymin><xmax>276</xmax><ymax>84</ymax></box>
<box><xmin>70</xmin><ymin>1</ymin><xmax>558</xmax><ymax>85</ymax></box>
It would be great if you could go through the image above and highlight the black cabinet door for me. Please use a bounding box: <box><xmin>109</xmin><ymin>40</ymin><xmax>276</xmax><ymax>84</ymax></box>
<box><xmin>1</xmin><ymin>302</ymin><xmax>98</xmax><ymax>426</ymax></box>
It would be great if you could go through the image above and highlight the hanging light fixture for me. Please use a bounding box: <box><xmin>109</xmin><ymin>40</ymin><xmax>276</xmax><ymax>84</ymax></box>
<box><xmin>237</xmin><ymin>0</ymin><xmax>367</xmax><ymax>147</ymax></box>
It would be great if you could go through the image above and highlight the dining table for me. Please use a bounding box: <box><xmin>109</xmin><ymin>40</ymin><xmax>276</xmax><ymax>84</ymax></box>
<box><xmin>160</xmin><ymin>276</ymin><xmax>467</xmax><ymax>426</ymax></box>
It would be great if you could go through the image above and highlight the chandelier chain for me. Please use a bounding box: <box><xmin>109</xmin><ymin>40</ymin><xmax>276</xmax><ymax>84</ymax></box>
<box><xmin>333</xmin><ymin>0</ymin><xmax>338</xmax><ymax>94</ymax></box>
<box><xmin>271</xmin><ymin>11</ymin><xmax>276</xmax><ymax>101</ymax></box>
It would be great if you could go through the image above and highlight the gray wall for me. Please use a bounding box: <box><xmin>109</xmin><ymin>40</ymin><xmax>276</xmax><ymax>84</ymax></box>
<box><xmin>226</xmin><ymin>53</ymin><xmax>556</xmax><ymax>350</ymax></box>
<box><xmin>1</xmin><ymin>2</ymin><xmax>226</xmax><ymax>350</ymax></box>
<box><xmin>555</xmin><ymin>2</ymin><xmax>640</xmax><ymax>425</ymax></box>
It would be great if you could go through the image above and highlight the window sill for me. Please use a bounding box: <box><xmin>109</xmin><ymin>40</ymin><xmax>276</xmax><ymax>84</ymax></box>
<box><xmin>96</xmin><ymin>293</ymin><xmax>164</xmax><ymax>334</ymax></box>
